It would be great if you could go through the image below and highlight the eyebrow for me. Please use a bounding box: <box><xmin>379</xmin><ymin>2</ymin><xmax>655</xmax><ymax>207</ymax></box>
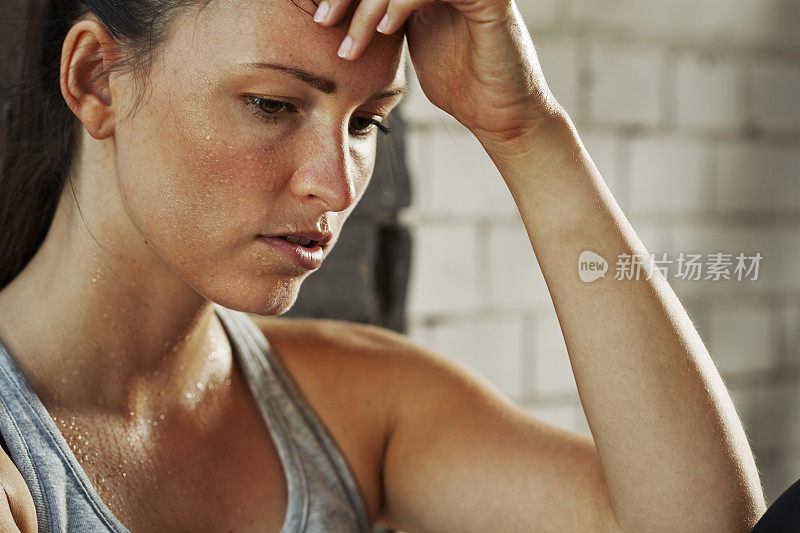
<box><xmin>239</xmin><ymin>61</ymin><xmax>407</xmax><ymax>102</ymax></box>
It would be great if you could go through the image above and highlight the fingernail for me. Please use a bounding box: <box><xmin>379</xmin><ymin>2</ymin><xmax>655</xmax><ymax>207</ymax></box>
<box><xmin>376</xmin><ymin>13</ymin><xmax>390</xmax><ymax>34</ymax></box>
<box><xmin>337</xmin><ymin>35</ymin><xmax>353</xmax><ymax>59</ymax></box>
<box><xmin>313</xmin><ymin>1</ymin><xmax>329</xmax><ymax>23</ymax></box>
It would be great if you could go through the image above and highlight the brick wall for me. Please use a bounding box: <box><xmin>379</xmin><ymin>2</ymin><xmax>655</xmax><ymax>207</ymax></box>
<box><xmin>400</xmin><ymin>0</ymin><xmax>800</xmax><ymax>506</ymax></box>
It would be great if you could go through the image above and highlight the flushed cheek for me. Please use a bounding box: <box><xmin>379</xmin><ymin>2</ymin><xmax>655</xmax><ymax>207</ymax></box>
<box><xmin>188</xmin><ymin>134</ymin><xmax>290</xmax><ymax>229</ymax></box>
<box><xmin>118</xmin><ymin>129</ymin><xmax>282</xmax><ymax>274</ymax></box>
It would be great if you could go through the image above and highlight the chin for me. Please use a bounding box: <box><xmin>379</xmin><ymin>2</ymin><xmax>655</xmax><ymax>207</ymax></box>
<box><xmin>207</xmin><ymin>274</ymin><xmax>304</xmax><ymax>317</ymax></box>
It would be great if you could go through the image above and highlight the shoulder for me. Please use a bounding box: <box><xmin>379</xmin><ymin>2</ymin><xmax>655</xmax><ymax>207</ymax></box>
<box><xmin>245</xmin><ymin>317</ymin><xmax>616</xmax><ymax>533</ymax></box>
<box><xmin>245</xmin><ymin>315</ymin><xmax>438</xmax><ymax>523</ymax></box>
<box><xmin>248</xmin><ymin>314</ymin><xmax>483</xmax><ymax>404</ymax></box>
<box><xmin>247</xmin><ymin>314</ymin><xmax>520</xmax><ymax>446</ymax></box>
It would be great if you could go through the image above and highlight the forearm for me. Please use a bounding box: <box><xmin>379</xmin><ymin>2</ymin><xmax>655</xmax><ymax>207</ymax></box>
<box><xmin>475</xmin><ymin>114</ymin><xmax>766</xmax><ymax>532</ymax></box>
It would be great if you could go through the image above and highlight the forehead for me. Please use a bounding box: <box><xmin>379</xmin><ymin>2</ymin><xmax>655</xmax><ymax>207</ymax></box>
<box><xmin>179</xmin><ymin>0</ymin><xmax>406</xmax><ymax>97</ymax></box>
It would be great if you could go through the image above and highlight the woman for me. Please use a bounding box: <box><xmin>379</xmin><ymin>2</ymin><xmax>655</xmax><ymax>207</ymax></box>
<box><xmin>0</xmin><ymin>0</ymin><xmax>767</xmax><ymax>531</ymax></box>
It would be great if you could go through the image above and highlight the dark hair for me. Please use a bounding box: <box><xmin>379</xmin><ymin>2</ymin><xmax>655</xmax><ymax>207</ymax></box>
<box><xmin>0</xmin><ymin>0</ymin><xmax>216</xmax><ymax>290</ymax></box>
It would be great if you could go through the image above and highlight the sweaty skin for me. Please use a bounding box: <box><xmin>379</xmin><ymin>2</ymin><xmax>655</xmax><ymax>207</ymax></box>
<box><xmin>0</xmin><ymin>0</ymin><xmax>767</xmax><ymax>530</ymax></box>
<box><xmin>0</xmin><ymin>0</ymin><xmax>404</xmax><ymax>529</ymax></box>
<box><xmin>0</xmin><ymin>0</ymin><xmax>405</xmax><ymax>420</ymax></box>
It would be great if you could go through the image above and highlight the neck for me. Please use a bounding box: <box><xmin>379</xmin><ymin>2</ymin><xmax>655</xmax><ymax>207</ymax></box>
<box><xmin>0</xmin><ymin>147</ymin><xmax>235</xmax><ymax>419</ymax></box>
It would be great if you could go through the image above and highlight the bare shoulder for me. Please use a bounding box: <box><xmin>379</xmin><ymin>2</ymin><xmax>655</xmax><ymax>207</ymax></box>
<box><xmin>258</xmin><ymin>316</ymin><xmax>619</xmax><ymax>532</ymax></box>
<box><xmin>247</xmin><ymin>316</ymin><xmax>620</xmax><ymax>533</ymax></box>
<box><xmin>245</xmin><ymin>315</ymin><xmax>422</xmax><ymax>523</ymax></box>
<box><xmin>0</xmin><ymin>446</ymin><xmax>37</xmax><ymax>532</ymax></box>
<box><xmin>247</xmin><ymin>314</ymin><xmax>478</xmax><ymax>416</ymax></box>
<box><xmin>244</xmin><ymin>315</ymin><xmax>431</xmax><ymax>443</ymax></box>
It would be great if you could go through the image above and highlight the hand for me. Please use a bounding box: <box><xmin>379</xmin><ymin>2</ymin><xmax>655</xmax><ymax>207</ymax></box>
<box><xmin>313</xmin><ymin>0</ymin><xmax>567</xmax><ymax>144</ymax></box>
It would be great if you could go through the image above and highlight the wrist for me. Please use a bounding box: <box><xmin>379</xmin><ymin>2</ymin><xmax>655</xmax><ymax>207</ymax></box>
<box><xmin>470</xmin><ymin>108</ymin><xmax>580</xmax><ymax>173</ymax></box>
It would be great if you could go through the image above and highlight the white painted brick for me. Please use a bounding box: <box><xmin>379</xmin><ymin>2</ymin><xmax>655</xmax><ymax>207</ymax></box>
<box><xmin>706</xmin><ymin>305</ymin><xmax>777</xmax><ymax>376</ymax></box>
<box><xmin>428</xmin><ymin>124</ymin><xmax>518</xmax><ymax>217</ymax></box>
<box><xmin>628</xmin><ymin>136</ymin><xmax>709</xmax><ymax>214</ymax></box>
<box><xmin>405</xmin><ymin>321</ymin><xmax>438</xmax><ymax>352</ymax></box>
<box><xmin>516</xmin><ymin>0</ymin><xmax>561</xmax><ymax>31</ymax></box>
<box><xmin>744</xmin><ymin>382</ymin><xmax>800</xmax><ymax>452</ymax></box>
<box><xmin>670</xmin><ymin>226</ymin><xmax>800</xmax><ymax>297</ymax></box>
<box><xmin>533</xmin><ymin>38</ymin><xmax>580</xmax><ymax>118</ymax></box>
<box><xmin>587</xmin><ymin>44</ymin><xmax>663</xmax><ymax>127</ymax></box>
<box><xmin>531</xmin><ymin>307</ymin><xmax>578</xmax><ymax>396</ymax></box>
<box><xmin>762</xmin><ymin>457</ymin><xmax>800</xmax><ymax>507</ymax></box>
<box><xmin>749</xmin><ymin>60</ymin><xmax>800</xmax><ymax>132</ymax></box>
<box><xmin>715</xmin><ymin>142</ymin><xmax>800</xmax><ymax>212</ymax></box>
<box><xmin>570</xmin><ymin>0</ymin><xmax>800</xmax><ymax>49</ymax></box>
<box><xmin>487</xmin><ymin>221</ymin><xmax>552</xmax><ymax>310</ymax></box>
<box><xmin>782</xmin><ymin>306</ymin><xmax>800</xmax><ymax>368</ymax></box>
<box><xmin>674</xmin><ymin>54</ymin><xmax>747</xmax><ymax>131</ymax></box>
<box><xmin>403</xmin><ymin>129</ymin><xmax>433</xmax><ymax>216</ymax></box>
<box><xmin>725</xmin><ymin>385</ymin><xmax>800</xmax><ymax>502</ymax></box>
<box><xmin>727</xmin><ymin>386</ymin><xmax>760</xmax><ymax>439</ymax></box>
<box><xmin>426</xmin><ymin>316</ymin><xmax>526</xmax><ymax>400</ymax></box>
<box><xmin>407</xmin><ymin>223</ymin><xmax>481</xmax><ymax>316</ymax></box>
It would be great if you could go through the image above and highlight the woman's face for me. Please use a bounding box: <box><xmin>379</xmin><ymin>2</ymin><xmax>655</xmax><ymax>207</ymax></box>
<box><xmin>109</xmin><ymin>0</ymin><xmax>406</xmax><ymax>315</ymax></box>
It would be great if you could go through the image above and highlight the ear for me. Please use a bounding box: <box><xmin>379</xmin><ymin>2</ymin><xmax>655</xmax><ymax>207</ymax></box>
<box><xmin>59</xmin><ymin>17</ymin><xmax>121</xmax><ymax>140</ymax></box>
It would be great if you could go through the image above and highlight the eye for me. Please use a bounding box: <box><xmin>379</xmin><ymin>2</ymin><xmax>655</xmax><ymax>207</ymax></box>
<box><xmin>350</xmin><ymin>115</ymin><xmax>392</xmax><ymax>137</ymax></box>
<box><xmin>243</xmin><ymin>95</ymin><xmax>392</xmax><ymax>137</ymax></box>
<box><xmin>244</xmin><ymin>96</ymin><xmax>298</xmax><ymax>123</ymax></box>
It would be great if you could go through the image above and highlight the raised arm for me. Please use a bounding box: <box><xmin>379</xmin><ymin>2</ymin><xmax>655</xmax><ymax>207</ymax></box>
<box><xmin>475</xmin><ymin>113</ymin><xmax>766</xmax><ymax>531</ymax></box>
<box><xmin>315</xmin><ymin>0</ymin><xmax>766</xmax><ymax>530</ymax></box>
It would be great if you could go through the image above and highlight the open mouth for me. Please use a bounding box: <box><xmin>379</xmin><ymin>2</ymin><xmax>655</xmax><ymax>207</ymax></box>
<box><xmin>278</xmin><ymin>235</ymin><xmax>318</xmax><ymax>248</ymax></box>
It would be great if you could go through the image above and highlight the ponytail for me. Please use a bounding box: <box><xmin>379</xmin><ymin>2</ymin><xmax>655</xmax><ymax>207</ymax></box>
<box><xmin>0</xmin><ymin>0</ymin><xmax>213</xmax><ymax>289</ymax></box>
<box><xmin>0</xmin><ymin>0</ymin><xmax>85</xmax><ymax>289</ymax></box>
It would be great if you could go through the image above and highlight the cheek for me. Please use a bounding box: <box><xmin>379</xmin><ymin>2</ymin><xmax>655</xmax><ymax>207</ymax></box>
<box><xmin>115</xmin><ymin>94</ymin><xmax>288</xmax><ymax>268</ymax></box>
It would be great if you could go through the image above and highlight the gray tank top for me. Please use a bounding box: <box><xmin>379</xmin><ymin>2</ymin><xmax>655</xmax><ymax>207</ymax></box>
<box><xmin>0</xmin><ymin>303</ymin><xmax>371</xmax><ymax>532</ymax></box>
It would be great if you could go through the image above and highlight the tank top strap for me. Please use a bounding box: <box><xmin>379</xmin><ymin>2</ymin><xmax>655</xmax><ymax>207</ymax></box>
<box><xmin>0</xmin><ymin>305</ymin><xmax>370</xmax><ymax>532</ymax></box>
<box><xmin>213</xmin><ymin>303</ymin><xmax>371</xmax><ymax>533</ymax></box>
<box><xmin>0</xmin><ymin>332</ymin><xmax>129</xmax><ymax>532</ymax></box>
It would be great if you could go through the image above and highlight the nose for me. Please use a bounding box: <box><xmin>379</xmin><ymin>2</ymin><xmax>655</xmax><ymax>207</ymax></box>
<box><xmin>289</xmin><ymin>130</ymin><xmax>359</xmax><ymax>213</ymax></box>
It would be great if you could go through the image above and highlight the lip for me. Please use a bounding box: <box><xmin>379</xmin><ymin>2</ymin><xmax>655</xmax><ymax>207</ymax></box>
<box><xmin>261</xmin><ymin>231</ymin><xmax>333</xmax><ymax>248</ymax></box>
<box><xmin>257</xmin><ymin>235</ymin><xmax>324</xmax><ymax>270</ymax></box>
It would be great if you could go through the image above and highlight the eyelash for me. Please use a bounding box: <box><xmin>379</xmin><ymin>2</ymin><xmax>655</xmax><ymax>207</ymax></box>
<box><xmin>244</xmin><ymin>96</ymin><xmax>392</xmax><ymax>137</ymax></box>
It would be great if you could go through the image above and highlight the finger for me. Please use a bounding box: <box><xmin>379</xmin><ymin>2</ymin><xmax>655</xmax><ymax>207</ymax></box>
<box><xmin>312</xmin><ymin>0</ymin><xmax>353</xmax><ymax>27</ymax></box>
<box><xmin>378</xmin><ymin>0</ymin><xmax>432</xmax><ymax>35</ymax></box>
<box><xmin>335</xmin><ymin>0</ymin><xmax>394</xmax><ymax>60</ymax></box>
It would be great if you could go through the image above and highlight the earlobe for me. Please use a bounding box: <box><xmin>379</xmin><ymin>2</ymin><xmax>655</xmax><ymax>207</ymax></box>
<box><xmin>59</xmin><ymin>19</ymin><xmax>119</xmax><ymax>140</ymax></box>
